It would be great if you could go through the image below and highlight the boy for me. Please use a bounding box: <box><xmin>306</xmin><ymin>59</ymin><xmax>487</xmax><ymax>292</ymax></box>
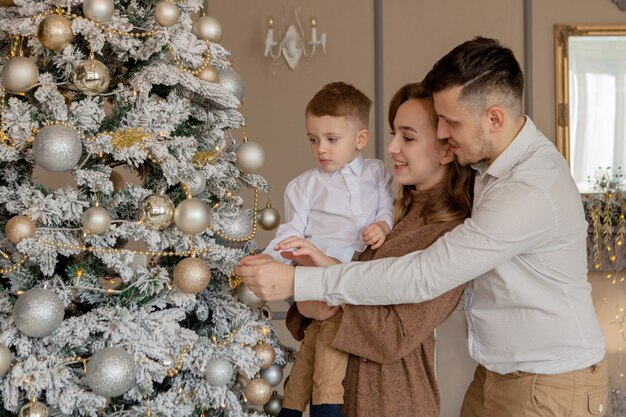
<box><xmin>264</xmin><ymin>82</ymin><xmax>393</xmax><ymax>417</ymax></box>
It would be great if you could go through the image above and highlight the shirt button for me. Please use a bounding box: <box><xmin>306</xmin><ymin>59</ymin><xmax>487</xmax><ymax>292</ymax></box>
<box><xmin>598</xmin><ymin>403</ymin><xmax>604</xmax><ymax>413</ymax></box>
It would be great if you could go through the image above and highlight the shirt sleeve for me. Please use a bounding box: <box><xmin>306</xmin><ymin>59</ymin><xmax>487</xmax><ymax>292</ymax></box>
<box><xmin>294</xmin><ymin>180</ymin><xmax>557</xmax><ymax>305</ymax></box>
<box><xmin>263</xmin><ymin>179</ymin><xmax>311</xmax><ymax>264</ymax></box>
<box><xmin>374</xmin><ymin>164</ymin><xmax>394</xmax><ymax>230</ymax></box>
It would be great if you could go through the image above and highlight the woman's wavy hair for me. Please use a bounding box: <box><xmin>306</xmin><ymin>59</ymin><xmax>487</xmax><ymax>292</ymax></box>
<box><xmin>388</xmin><ymin>83</ymin><xmax>475</xmax><ymax>225</ymax></box>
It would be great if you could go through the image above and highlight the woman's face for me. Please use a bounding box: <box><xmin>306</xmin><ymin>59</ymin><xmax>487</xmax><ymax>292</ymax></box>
<box><xmin>387</xmin><ymin>98</ymin><xmax>452</xmax><ymax>189</ymax></box>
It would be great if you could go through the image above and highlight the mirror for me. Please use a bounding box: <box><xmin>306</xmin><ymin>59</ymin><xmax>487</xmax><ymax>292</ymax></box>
<box><xmin>554</xmin><ymin>24</ymin><xmax>626</xmax><ymax>192</ymax></box>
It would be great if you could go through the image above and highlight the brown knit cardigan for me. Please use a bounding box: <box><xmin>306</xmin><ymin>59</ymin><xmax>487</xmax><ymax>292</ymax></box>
<box><xmin>285</xmin><ymin>184</ymin><xmax>464</xmax><ymax>417</ymax></box>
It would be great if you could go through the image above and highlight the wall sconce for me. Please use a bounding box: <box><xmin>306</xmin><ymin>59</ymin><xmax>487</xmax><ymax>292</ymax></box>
<box><xmin>264</xmin><ymin>7</ymin><xmax>327</xmax><ymax>70</ymax></box>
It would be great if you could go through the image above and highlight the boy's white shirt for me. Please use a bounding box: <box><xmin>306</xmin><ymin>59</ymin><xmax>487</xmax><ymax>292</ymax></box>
<box><xmin>264</xmin><ymin>154</ymin><xmax>394</xmax><ymax>264</ymax></box>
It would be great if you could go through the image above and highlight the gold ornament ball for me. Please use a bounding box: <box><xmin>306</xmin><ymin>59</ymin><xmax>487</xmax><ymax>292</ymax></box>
<box><xmin>72</xmin><ymin>58</ymin><xmax>110</xmax><ymax>95</ymax></box>
<box><xmin>192</xmin><ymin>15</ymin><xmax>223</xmax><ymax>42</ymax></box>
<box><xmin>257</xmin><ymin>205</ymin><xmax>280</xmax><ymax>231</ymax></box>
<box><xmin>83</xmin><ymin>0</ymin><xmax>115</xmax><ymax>23</ymax></box>
<box><xmin>2</xmin><ymin>57</ymin><xmax>40</xmax><ymax>94</ymax></box>
<box><xmin>82</xmin><ymin>206</ymin><xmax>111</xmax><ymax>235</ymax></box>
<box><xmin>37</xmin><ymin>14</ymin><xmax>75</xmax><ymax>51</ymax></box>
<box><xmin>0</xmin><ymin>0</ymin><xmax>14</xmax><ymax>6</ymax></box>
<box><xmin>139</xmin><ymin>193</ymin><xmax>175</xmax><ymax>230</ymax></box>
<box><xmin>5</xmin><ymin>215</ymin><xmax>36</xmax><ymax>245</ymax></box>
<box><xmin>253</xmin><ymin>343</ymin><xmax>276</xmax><ymax>369</ymax></box>
<box><xmin>18</xmin><ymin>401</ymin><xmax>48</xmax><ymax>417</ymax></box>
<box><xmin>174</xmin><ymin>198</ymin><xmax>211</xmax><ymax>234</ymax></box>
<box><xmin>244</xmin><ymin>378</ymin><xmax>272</xmax><ymax>406</ymax></box>
<box><xmin>234</xmin><ymin>371</ymin><xmax>250</xmax><ymax>390</ymax></box>
<box><xmin>110</xmin><ymin>170</ymin><xmax>125</xmax><ymax>190</ymax></box>
<box><xmin>173</xmin><ymin>257</ymin><xmax>211</xmax><ymax>294</ymax></box>
<box><xmin>154</xmin><ymin>1</ymin><xmax>180</xmax><ymax>27</ymax></box>
<box><xmin>196</xmin><ymin>65</ymin><xmax>219</xmax><ymax>83</ymax></box>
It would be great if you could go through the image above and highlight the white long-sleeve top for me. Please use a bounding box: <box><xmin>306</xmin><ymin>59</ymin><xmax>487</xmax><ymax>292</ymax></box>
<box><xmin>264</xmin><ymin>154</ymin><xmax>393</xmax><ymax>264</ymax></box>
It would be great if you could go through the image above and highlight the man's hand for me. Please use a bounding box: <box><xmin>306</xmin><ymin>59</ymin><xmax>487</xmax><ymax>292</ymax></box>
<box><xmin>362</xmin><ymin>221</ymin><xmax>390</xmax><ymax>250</ymax></box>
<box><xmin>296</xmin><ymin>301</ymin><xmax>339</xmax><ymax>320</ymax></box>
<box><xmin>234</xmin><ymin>255</ymin><xmax>295</xmax><ymax>300</ymax></box>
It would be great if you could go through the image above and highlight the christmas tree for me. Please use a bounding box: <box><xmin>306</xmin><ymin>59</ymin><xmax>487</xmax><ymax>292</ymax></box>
<box><xmin>0</xmin><ymin>1</ymin><xmax>289</xmax><ymax>416</ymax></box>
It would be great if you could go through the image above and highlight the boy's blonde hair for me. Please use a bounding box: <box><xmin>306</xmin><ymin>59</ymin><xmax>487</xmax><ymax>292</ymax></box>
<box><xmin>305</xmin><ymin>82</ymin><xmax>372</xmax><ymax>129</ymax></box>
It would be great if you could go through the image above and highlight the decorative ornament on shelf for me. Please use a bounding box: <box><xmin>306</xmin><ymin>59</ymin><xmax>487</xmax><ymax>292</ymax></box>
<box><xmin>37</xmin><ymin>14</ymin><xmax>75</xmax><ymax>51</ymax></box>
<box><xmin>259</xmin><ymin>362</ymin><xmax>283</xmax><ymax>387</ymax></box>
<box><xmin>237</xmin><ymin>282</ymin><xmax>265</xmax><ymax>309</ymax></box>
<box><xmin>204</xmin><ymin>358</ymin><xmax>234</xmax><ymax>386</ymax></box>
<box><xmin>235</xmin><ymin>137</ymin><xmax>265</xmax><ymax>174</ymax></box>
<box><xmin>82</xmin><ymin>204</ymin><xmax>111</xmax><ymax>235</ymax></box>
<box><xmin>173</xmin><ymin>256</ymin><xmax>211</xmax><ymax>294</ymax></box>
<box><xmin>72</xmin><ymin>57</ymin><xmax>111</xmax><ymax>95</ymax></box>
<box><xmin>13</xmin><ymin>288</ymin><xmax>65</xmax><ymax>338</ymax></box>
<box><xmin>0</xmin><ymin>342</ymin><xmax>11</xmax><ymax>377</ymax></box>
<box><xmin>244</xmin><ymin>377</ymin><xmax>272</xmax><ymax>406</ymax></box>
<box><xmin>257</xmin><ymin>201</ymin><xmax>280</xmax><ymax>231</ymax></box>
<box><xmin>263</xmin><ymin>392</ymin><xmax>283</xmax><ymax>416</ymax></box>
<box><xmin>2</xmin><ymin>56</ymin><xmax>40</xmax><ymax>93</ymax></box>
<box><xmin>192</xmin><ymin>15</ymin><xmax>223</xmax><ymax>42</ymax></box>
<box><xmin>154</xmin><ymin>0</ymin><xmax>180</xmax><ymax>27</ymax></box>
<box><xmin>82</xmin><ymin>0</ymin><xmax>115</xmax><ymax>23</ymax></box>
<box><xmin>217</xmin><ymin>66</ymin><xmax>245</xmax><ymax>103</ymax></box>
<box><xmin>86</xmin><ymin>347</ymin><xmax>137</xmax><ymax>397</ymax></box>
<box><xmin>32</xmin><ymin>125</ymin><xmax>83</xmax><ymax>172</ymax></box>
<box><xmin>5</xmin><ymin>215</ymin><xmax>36</xmax><ymax>244</ymax></box>
<box><xmin>174</xmin><ymin>198</ymin><xmax>211</xmax><ymax>234</ymax></box>
<box><xmin>139</xmin><ymin>192</ymin><xmax>175</xmax><ymax>230</ymax></box>
<box><xmin>18</xmin><ymin>399</ymin><xmax>48</xmax><ymax>417</ymax></box>
<box><xmin>253</xmin><ymin>342</ymin><xmax>276</xmax><ymax>369</ymax></box>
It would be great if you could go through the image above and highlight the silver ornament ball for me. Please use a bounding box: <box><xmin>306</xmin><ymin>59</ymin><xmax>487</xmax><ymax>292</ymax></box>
<box><xmin>235</xmin><ymin>141</ymin><xmax>265</xmax><ymax>174</ymax></box>
<box><xmin>173</xmin><ymin>257</ymin><xmax>211</xmax><ymax>294</ymax></box>
<box><xmin>13</xmin><ymin>288</ymin><xmax>64</xmax><ymax>338</ymax></box>
<box><xmin>217</xmin><ymin>67</ymin><xmax>244</xmax><ymax>103</ymax></box>
<box><xmin>2</xmin><ymin>57</ymin><xmax>39</xmax><ymax>94</ymax></box>
<box><xmin>263</xmin><ymin>392</ymin><xmax>283</xmax><ymax>416</ymax></box>
<box><xmin>192</xmin><ymin>15</ymin><xmax>223</xmax><ymax>42</ymax></box>
<box><xmin>205</xmin><ymin>358</ymin><xmax>234</xmax><ymax>385</ymax></box>
<box><xmin>174</xmin><ymin>198</ymin><xmax>211</xmax><ymax>234</ymax></box>
<box><xmin>139</xmin><ymin>193</ymin><xmax>175</xmax><ymax>230</ymax></box>
<box><xmin>72</xmin><ymin>58</ymin><xmax>110</xmax><ymax>95</ymax></box>
<box><xmin>154</xmin><ymin>1</ymin><xmax>180</xmax><ymax>27</ymax></box>
<box><xmin>0</xmin><ymin>342</ymin><xmax>11</xmax><ymax>377</ymax></box>
<box><xmin>237</xmin><ymin>282</ymin><xmax>265</xmax><ymax>309</ymax></box>
<box><xmin>214</xmin><ymin>209</ymin><xmax>254</xmax><ymax>245</ymax></box>
<box><xmin>184</xmin><ymin>172</ymin><xmax>206</xmax><ymax>196</ymax></box>
<box><xmin>82</xmin><ymin>206</ymin><xmax>111</xmax><ymax>235</ymax></box>
<box><xmin>260</xmin><ymin>363</ymin><xmax>283</xmax><ymax>387</ymax></box>
<box><xmin>33</xmin><ymin>125</ymin><xmax>82</xmax><ymax>172</ymax></box>
<box><xmin>18</xmin><ymin>401</ymin><xmax>48</xmax><ymax>417</ymax></box>
<box><xmin>244</xmin><ymin>378</ymin><xmax>272</xmax><ymax>406</ymax></box>
<box><xmin>83</xmin><ymin>0</ymin><xmax>114</xmax><ymax>23</ymax></box>
<box><xmin>86</xmin><ymin>347</ymin><xmax>136</xmax><ymax>397</ymax></box>
<box><xmin>257</xmin><ymin>205</ymin><xmax>280</xmax><ymax>231</ymax></box>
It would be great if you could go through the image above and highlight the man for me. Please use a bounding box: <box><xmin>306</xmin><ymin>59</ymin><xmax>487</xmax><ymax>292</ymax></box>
<box><xmin>236</xmin><ymin>37</ymin><xmax>607</xmax><ymax>416</ymax></box>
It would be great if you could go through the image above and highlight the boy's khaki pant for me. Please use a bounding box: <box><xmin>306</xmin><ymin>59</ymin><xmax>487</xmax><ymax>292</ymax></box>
<box><xmin>461</xmin><ymin>359</ymin><xmax>608</xmax><ymax>417</ymax></box>
<box><xmin>282</xmin><ymin>311</ymin><xmax>348</xmax><ymax>411</ymax></box>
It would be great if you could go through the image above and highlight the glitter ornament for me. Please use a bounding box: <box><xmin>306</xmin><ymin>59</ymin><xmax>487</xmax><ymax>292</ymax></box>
<box><xmin>174</xmin><ymin>198</ymin><xmax>211</xmax><ymax>234</ymax></box>
<box><xmin>18</xmin><ymin>400</ymin><xmax>48</xmax><ymax>417</ymax></box>
<box><xmin>235</xmin><ymin>140</ymin><xmax>265</xmax><ymax>174</ymax></box>
<box><xmin>217</xmin><ymin>67</ymin><xmax>244</xmax><ymax>103</ymax></box>
<box><xmin>72</xmin><ymin>58</ymin><xmax>110</xmax><ymax>94</ymax></box>
<box><xmin>37</xmin><ymin>14</ymin><xmax>74</xmax><ymax>51</ymax></box>
<box><xmin>205</xmin><ymin>358</ymin><xmax>234</xmax><ymax>386</ymax></box>
<box><xmin>82</xmin><ymin>0</ymin><xmax>114</xmax><ymax>23</ymax></box>
<box><xmin>192</xmin><ymin>15</ymin><xmax>222</xmax><ymax>42</ymax></box>
<box><xmin>173</xmin><ymin>257</ymin><xmax>211</xmax><ymax>294</ymax></box>
<box><xmin>82</xmin><ymin>205</ymin><xmax>111</xmax><ymax>235</ymax></box>
<box><xmin>1</xmin><ymin>56</ymin><xmax>39</xmax><ymax>93</ymax></box>
<box><xmin>257</xmin><ymin>203</ymin><xmax>280</xmax><ymax>231</ymax></box>
<box><xmin>13</xmin><ymin>288</ymin><xmax>64</xmax><ymax>338</ymax></box>
<box><xmin>0</xmin><ymin>343</ymin><xmax>11</xmax><ymax>377</ymax></box>
<box><xmin>5</xmin><ymin>215</ymin><xmax>36</xmax><ymax>244</ymax></box>
<box><xmin>154</xmin><ymin>1</ymin><xmax>179</xmax><ymax>27</ymax></box>
<box><xmin>260</xmin><ymin>363</ymin><xmax>283</xmax><ymax>387</ymax></box>
<box><xmin>253</xmin><ymin>343</ymin><xmax>276</xmax><ymax>369</ymax></box>
<box><xmin>196</xmin><ymin>65</ymin><xmax>219</xmax><ymax>83</ymax></box>
<box><xmin>32</xmin><ymin>125</ymin><xmax>82</xmax><ymax>172</ymax></box>
<box><xmin>263</xmin><ymin>392</ymin><xmax>283</xmax><ymax>416</ymax></box>
<box><xmin>139</xmin><ymin>193</ymin><xmax>175</xmax><ymax>230</ymax></box>
<box><xmin>86</xmin><ymin>347</ymin><xmax>136</xmax><ymax>397</ymax></box>
<box><xmin>244</xmin><ymin>378</ymin><xmax>272</xmax><ymax>406</ymax></box>
<box><xmin>237</xmin><ymin>282</ymin><xmax>265</xmax><ymax>309</ymax></box>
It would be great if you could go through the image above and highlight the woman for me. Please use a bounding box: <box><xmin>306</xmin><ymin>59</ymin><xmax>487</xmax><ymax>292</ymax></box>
<box><xmin>276</xmin><ymin>82</ymin><xmax>475</xmax><ymax>417</ymax></box>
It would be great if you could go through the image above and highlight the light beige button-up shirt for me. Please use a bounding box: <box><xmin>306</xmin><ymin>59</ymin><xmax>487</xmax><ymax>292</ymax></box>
<box><xmin>295</xmin><ymin>117</ymin><xmax>606</xmax><ymax>374</ymax></box>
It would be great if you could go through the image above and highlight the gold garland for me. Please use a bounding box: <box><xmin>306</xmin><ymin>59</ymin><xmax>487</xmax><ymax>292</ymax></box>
<box><xmin>168</xmin><ymin>41</ymin><xmax>214</xmax><ymax>76</ymax></box>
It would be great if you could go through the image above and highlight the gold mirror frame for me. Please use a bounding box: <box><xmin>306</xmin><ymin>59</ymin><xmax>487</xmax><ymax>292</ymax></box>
<box><xmin>554</xmin><ymin>24</ymin><xmax>626</xmax><ymax>165</ymax></box>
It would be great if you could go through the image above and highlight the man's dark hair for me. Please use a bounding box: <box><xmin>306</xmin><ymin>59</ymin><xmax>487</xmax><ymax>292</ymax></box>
<box><xmin>422</xmin><ymin>37</ymin><xmax>524</xmax><ymax>114</ymax></box>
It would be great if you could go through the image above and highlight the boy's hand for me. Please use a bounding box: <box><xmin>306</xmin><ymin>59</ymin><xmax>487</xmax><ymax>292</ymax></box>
<box><xmin>362</xmin><ymin>221</ymin><xmax>390</xmax><ymax>250</ymax></box>
<box><xmin>274</xmin><ymin>236</ymin><xmax>340</xmax><ymax>267</ymax></box>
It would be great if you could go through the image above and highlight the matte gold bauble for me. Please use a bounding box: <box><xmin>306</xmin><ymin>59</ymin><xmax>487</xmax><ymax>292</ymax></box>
<box><xmin>174</xmin><ymin>198</ymin><xmax>211</xmax><ymax>234</ymax></box>
<box><xmin>0</xmin><ymin>0</ymin><xmax>14</xmax><ymax>6</ymax></box>
<box><xmin>172</xmin><ymin>257</ymin><xmax>211</xmax><ymax>293</ymax></box>
<box><xmin>72</xmin><ymin>58</ymin><xmax>110</xmax><ymax>94</ymax></box>
<box><xmin>2</xmin><ymin>56</ymin><xmax>40</xmax><ymax>94</ymax></box>
<box><xmin>196</xmin><ymin>65</ymin><xmax>219</xmax><ymax>83</ymax></box>
<box><xmin>5</xmin><ymin>215</ymin><xmax>36</xmax><ymax>245</ymax></box>
<box><xmin>243</xmin><ymin>378</ymin><xmax>272</xmax><ymax>406</ymax></box>
<box><xmin>257</xmin><ymin>203</ymin><xmax>280</xmax><ymax>231</ymax></box>
<box><xmin>37</xmin><ymin>14</ymin><xmax>74</xmax><ymax>51</ymax></box>
<box><xmin>192</xmin><ymin>15</ymin><xmax>223</xmax><ymax>42</ymax></box>
<box><xmin>154</xmin><ymin>1</ymin><xmax>180</xmax><ymax>27</ymax></box>
<box><xmin>82</xmin><ymin>206</ymin><xmax>111</xmax><ymax>235</ymax></box>
<box><xmin>110</xmin><ymin>170</ymin><xmax>125</xmax><ymax>190</ymax></box>
<box><xmin>253</xmin><ymin>343</ymin><xmax>276</xmax><ymax>369</ymax></box>
<box><xmin>83</xmin><ymin>0</ymin><xmax>115</xmax><ymax>23</ymax></box>
<box><xmin>18</xmin><ymin>400</ymin><xmax>48</xmax><ymax>417</ymax></box>
<box><xmin>139</xmin><ymin>193</ymin><xmax>175</xmax><ymax>230</ymax></box>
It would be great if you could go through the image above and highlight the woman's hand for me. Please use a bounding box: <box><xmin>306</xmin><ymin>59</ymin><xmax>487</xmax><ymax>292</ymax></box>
<box><xmin>273</xmin><ymin>236</ymin><xmax>340</xmax><ymax>267</ymax></box>
<box><xmin>296</xmin><ymin>301</ymin><xmax>340</xmax><ymax>320</ymax></box>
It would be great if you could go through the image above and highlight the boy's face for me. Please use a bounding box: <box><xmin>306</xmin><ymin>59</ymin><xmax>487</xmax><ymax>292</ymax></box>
<box><xmin>305</xmin><ymin>114</ymin><xmax>369</xmax><ymax>173</ymax></box>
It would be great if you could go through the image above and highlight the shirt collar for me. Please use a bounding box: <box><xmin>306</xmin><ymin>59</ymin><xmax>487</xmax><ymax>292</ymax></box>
<box><xmin>335</xmin><ymin>153</ymin><xmax>364</xmax><ymax>177</ymax></box>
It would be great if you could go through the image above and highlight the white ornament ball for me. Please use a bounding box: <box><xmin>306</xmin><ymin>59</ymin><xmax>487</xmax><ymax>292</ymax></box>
<box><xmin>0</xmin><ymin>343</ymin><xmax>11</xmax><ymax>377</ymax></box>
<box><xmin>260</xmin><ymin>363</ymin><xmax>283</xmax><ymax>387</ymax></box>
<box><xmin>83</xmin><ymin>0</ymin><xmax>114</xmax><ymax>23</ymax></box>
<box><xmin>13</xmin><ymin>288</ymin><xmax>64</xmax><ymax>338</ymax></box>
<box><xmin>86</xmin><ymin>347</ymin><xmax>136</xmax><ymax>397</ymax></box>
<box><xmin>257</xmin><ymin>205</ymin><xmax>280</xmax><ymax>231</ymax></box>
<box><xmin>184</xmin><ymin>172</ymin><xmax>206</xmax><ymax>196</ymax></box>
<box><xmin>244</xmin><ymin>378</ymin><xmax>272</xmax><ymax>406</ymax></box>
<box><xmin>263</xmin><ymin>392</ymin><xmax>283</xmax><ymax>416</ymax></box>
<box><xmin>154</xmin><ymin>1</ymin><xmax>180</xmax><ymax>27</ymax></box>
<box><xmin>72</xmin><ymin>58</ymin><xmax>110</xmax><ymax>94</ymax></box>
<box><xmin>82</xmin><ymin>206</ymin><xmax>111</xmax><ymax>235</ymax></box>
<box><xmin>235</xmin><ymin>141</ymin><xmax>265</xmax><ymax>174</ymax></box>
<box><xmin>174</xmin><ymin>198</ymin><xmax>211</xmax><ymax>234</ymax></box>
<box><xmin>33</xmin><ymin>125</ymin><xmax>82</xmax><ymax>172</ymax></box>
<box><xmin>18</xmin><ymin>400</ymin><xmax>48</xmax><ymax>417</ymax></box>
<box><xmin>192</xmin><ymin>15</ymin><xmax>223</xmax><ymax>42</ymax></box>
<box><xmin>205</xmin><ymin>358</ymin><xmax>234</xmax><ymax>386</ymax></box>
<box><xmin>2</xmin><ymin>57</ymin><xmax>39</xmax><ymax>94</ymax></box>
<box><xmin>217</xmin><ymin>67</ymin><xmax>244</xmax><ymax>103</ymax></box>
<box><xmin>237</xmin><ymin>283</ymin><xmax>265</xmax><ymax>309</ymax></box>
